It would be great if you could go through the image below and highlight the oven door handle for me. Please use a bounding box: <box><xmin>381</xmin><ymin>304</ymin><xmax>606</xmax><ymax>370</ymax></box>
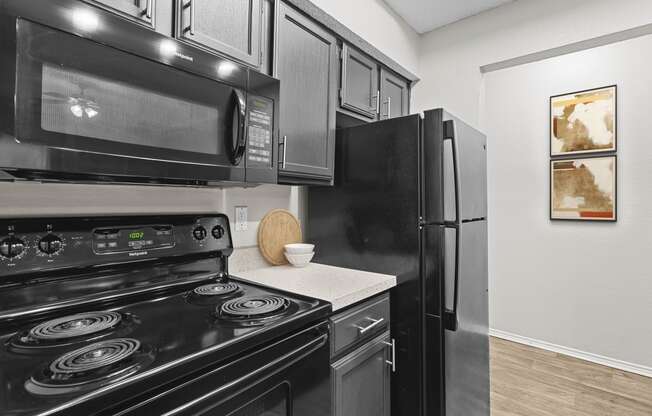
<box><xmin>229</xmin><ymin>89</ymin><xmax>247</xmax><ymax>165</ymax></box>
<box><xmin>161</xmin><ymin>332</ymin><xmax>328</xmax><ymax>416</ymax></box>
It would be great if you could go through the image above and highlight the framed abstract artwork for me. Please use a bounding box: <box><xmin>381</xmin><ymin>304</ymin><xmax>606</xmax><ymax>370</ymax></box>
<box><xmin>550</xmin><ymin>85</ymin><xmax>616</xmax><ymax>156</ymax></box>
<box><xmin>550</xmin><ymin>156</ymin><xmax>616</xmax><ymax>221</ymax></box>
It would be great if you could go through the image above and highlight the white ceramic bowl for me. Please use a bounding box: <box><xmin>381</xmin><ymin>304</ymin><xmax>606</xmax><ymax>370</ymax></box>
<box><xmin>284</xmin><ymin>243</ymin><xmax>315</xmax><ymax>255</ymax></box>
<box><xmin>284</xmin><ymin>251</ymin><xmax>315</xmax><ymax>267</ymax></box>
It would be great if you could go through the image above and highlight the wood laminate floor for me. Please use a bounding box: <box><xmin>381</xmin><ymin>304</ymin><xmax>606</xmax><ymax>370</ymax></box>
<box><xmin>490</xmin><ymin>337</ymin><xmax>652</xmax><ymax>416</ymax></box>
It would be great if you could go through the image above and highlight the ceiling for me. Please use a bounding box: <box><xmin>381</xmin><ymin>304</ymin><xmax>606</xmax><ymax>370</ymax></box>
<box><xmin>383</xmin><ymin>0</ymin><xmax>515</xmax><ymax>34</ymax></box>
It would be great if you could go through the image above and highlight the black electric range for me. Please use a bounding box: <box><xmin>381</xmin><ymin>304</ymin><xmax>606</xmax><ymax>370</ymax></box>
<box><xmin>0</xmin><ymin>214</ymin><xmax>331</xmax><ymax>416</ymax></box>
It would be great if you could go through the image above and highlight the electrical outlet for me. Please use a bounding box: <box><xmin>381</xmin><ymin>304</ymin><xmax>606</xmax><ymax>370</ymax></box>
<box><xmin>235</xmin><ymin>206</ymin><xmax>248</xmax><ymax>231</ymax></box>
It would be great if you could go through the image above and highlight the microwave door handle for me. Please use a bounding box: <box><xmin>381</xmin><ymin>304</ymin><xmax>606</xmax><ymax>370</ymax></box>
<box><xmin>230</xmin><ymin>89</ymin><xmax>247</xmax><ymax>165</ymax></box>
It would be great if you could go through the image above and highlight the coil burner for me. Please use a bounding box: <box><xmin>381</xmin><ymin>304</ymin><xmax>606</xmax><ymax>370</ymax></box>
<box><xmin>218</xmin><ymin>295</ymin><xmax>295</xmax><ymax>325</ymax></box>
<box><xmin>193</xmin><ymin>282</ymin><xmax>241</xmax><ymax>297</ymax></box>
<box><xmin>26</xmin><ymin>338</ymin><xmax>154</xmax><ymax>396</ymax></box>
<box><xmin>10</xmin><ymin>312</ymin><xmax>134</xmax><ymax>353</ymax></box>
<box><xmin>187</xmin><ymin>282</ymin><xmax>243</xmax><ymax>306</ymax></box>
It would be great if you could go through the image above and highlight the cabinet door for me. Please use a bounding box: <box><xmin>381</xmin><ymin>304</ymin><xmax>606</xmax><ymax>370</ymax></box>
<box><xmin>340</xmin><ymin>44</ymin><xmax>378</xmax><ymax>120</ymax></box>
<box><xmin>84</xmin><ymin>0</ymin><xmax>155</xmax><ymax>28</ymax></box>
<box><xmin>277</xmin><ymin>2</ymin><xmax>337</xmax><ymax>182</ymax></box>
<box><xmin>379</xmin><ymin>68</ymin><xmax>409</xmax><ymax>120</ymax></box>
<box><xmin>332</xmin><ymin>332</ymin><xmax>391</xmax><ymax>416</ymax></box>
<box><xmin>176</xmin><ymin>0</ymin><xmax>263</xmax><ymax>69</ymax></box>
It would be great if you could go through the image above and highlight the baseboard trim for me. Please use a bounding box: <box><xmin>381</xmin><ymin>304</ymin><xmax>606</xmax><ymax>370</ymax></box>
<box><xmin>489</xmin><ymin>329</ymin><xmax>652</xmax><ymax>378</ymax></box>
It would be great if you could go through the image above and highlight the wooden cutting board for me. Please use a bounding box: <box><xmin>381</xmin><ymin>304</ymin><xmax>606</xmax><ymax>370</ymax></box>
<box><xmin>258</xmin><ymin>209</ymin><xmax>303</xmax><ymax>265</ymax></box>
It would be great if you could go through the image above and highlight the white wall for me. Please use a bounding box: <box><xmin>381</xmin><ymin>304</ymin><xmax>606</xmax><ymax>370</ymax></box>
<box><xmin>413</xmin><ymin>0</ymin><xmax>652</xmax><ymax>372</ymax></box>
<box><xmin>415</xmin><ymin>0</ymin><xmax>652</xmax><ymax>126</ymax></box>
<box><xmin>484</xmin><ymin>35</ymin><xmax>652</xmax><ymax>371</ymax></box>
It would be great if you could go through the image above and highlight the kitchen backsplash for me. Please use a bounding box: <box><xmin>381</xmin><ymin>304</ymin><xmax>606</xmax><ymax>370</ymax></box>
<box><xmin>226</xmin><ymin>185</ymin><xmax>305</xmax><ymax>273</ymax></box>
<box><xmin>229</xmin><ymin>246</ymin><xmax>271</xmax><ymax>274</ymax></box>
<box><xmin>223</xmin><ymin>185</ymin><xmax>305</xmax><ymax>248</ymax></box>
<box><xmin>0</xmin><ymin>182</ymin><xmax>224</xmax><ymax>217</ymax></box>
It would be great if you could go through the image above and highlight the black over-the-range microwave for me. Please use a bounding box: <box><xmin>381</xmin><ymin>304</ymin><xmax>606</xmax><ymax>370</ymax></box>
<box><xmin>0</xmin><ymin>0</ymin><xmax>279</xmax><ymax>185</ymax></box>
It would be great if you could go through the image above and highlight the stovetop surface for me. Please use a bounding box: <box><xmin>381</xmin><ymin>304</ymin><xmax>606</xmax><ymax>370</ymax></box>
<box><xmin>0</xmin><ymin>258</ymin><xmax>331</xmax><ymax>416</ymax></box>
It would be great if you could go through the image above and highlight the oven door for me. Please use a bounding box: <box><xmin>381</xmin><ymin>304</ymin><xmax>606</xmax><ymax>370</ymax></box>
<box><xmin>116</xmin><ymin>322</ymin><xmax>331</xmax><ymax>416</ymax></box>
<box><xmin>8</xmin><ymin>19</ymin><xmax>247</xmax><ymax>183</ymax></box>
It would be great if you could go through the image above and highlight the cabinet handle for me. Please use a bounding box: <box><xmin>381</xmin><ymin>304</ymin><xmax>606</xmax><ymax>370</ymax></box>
<box><xmin>375</xmin><ymin>90</ymin><xmax>380</xmax><ymax>114</ymax></box>
<box><xmin>184</xmin><ymin>0</ymin><xmax>195</xmax><ymax>35</ymax></box>
<box><xmin>353</xmin><ymin>317</ymin><xmax>384</xmax><ymax>334</ymax></box>
<box><xmin>382</xmin><ymin>96</ymin><xmax>392</xmax><ymax>119</ymax></box>
<box><xmin>341</xmin><ymin>46</ymin><xmax>348</xmax><ymax>105</ymax></box>
<box><xmin>383</xmin><ymin>338</ymin><xmax>396</xmax><ymax>373</ymax></box>
<box><xmin>145</xmin><ymin>0</ymin><xmax>152</xmax><ymax>19</ymax></box>
<box><xmin>371</xmin><ymin>91</ymin><xmax>380</xmax><ymax>113</ymax></box>
<box><xmin>280</xmin><ymin>135</ymin><xmax>288</xmax><ymax>170</ymax></box>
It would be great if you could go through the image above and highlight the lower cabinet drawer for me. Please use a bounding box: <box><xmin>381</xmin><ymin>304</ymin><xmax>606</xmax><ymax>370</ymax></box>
<box><xmin>330</xmin><ymin>294</ymin><xmax>390</xmax><ymax>357</ymax></box>
<box><xmin>331</xmin><ymin>331</ymin><xmax>392</xmax><ymax>416</ymax></box>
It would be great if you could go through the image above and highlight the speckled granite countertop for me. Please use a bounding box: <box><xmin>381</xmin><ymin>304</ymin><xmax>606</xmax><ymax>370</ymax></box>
<box><xmin>233</xmin><ymin>263</ymin><xmax>396</xmax><ymax>311</ymax></box>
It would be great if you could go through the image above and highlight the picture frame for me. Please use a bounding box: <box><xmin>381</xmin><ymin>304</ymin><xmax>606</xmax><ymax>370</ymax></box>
<box><xmin>550</xmin><ymin>85</ymin><xmax>617</xmax><ymax>157</ymax></box>
<box><xmin>550</xmin><ymin>155</ymin><xmax>617</xmax><ymax>222</ymax></box>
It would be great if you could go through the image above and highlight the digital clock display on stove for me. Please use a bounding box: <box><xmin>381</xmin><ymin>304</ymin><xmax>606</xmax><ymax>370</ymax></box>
<box><xmin>129</xmin><ymin>231</ymin><xmax>145</xmax><ymax>240</ymax></box>
<box><xmin>94</xmin><ymin>225</ymin><xmax>175</xmax><ymax>254</ymax></box>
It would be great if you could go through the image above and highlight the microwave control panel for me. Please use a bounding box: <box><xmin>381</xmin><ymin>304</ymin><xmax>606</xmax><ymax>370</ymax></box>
<box><xmin>246</xmin><ymin>95</ymin><xmax>274</xmax><ymax>168</ymax></box>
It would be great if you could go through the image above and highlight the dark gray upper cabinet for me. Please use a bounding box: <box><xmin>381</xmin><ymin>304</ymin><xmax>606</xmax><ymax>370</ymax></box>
<box><xmin>379</xmin><ymin>68</ymin><xmax>409</xmax><ymax>120</ymax></box>
<box><xmin>338</xmin><ymin>43</ymin><xmax>411</xmax><ymax>123</ymax></box>
<box><xmin>332</xmin><ymin>332</ymin><xmax>392</xmax><ymax>416</ymax></box>
<box><xmin>276</xmin><ymin>2</ymin><xmax>338</xmax><ymax>183</ymax></box>
<box><xmin>83</xmin><ymin>0</ymin><xmax>156</xmax><ymax>28</ymax></box>
<box><xmin>340</xmin><ymin>44</ymin><xmax>379</xmax><ymax>120</ymax></box>
<box><xmin>175</xmin><ymin>0</ymin><xmax>264</xmax><ymax>69</ymax></box>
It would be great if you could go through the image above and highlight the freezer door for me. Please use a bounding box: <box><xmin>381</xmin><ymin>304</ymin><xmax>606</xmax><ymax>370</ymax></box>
<box><xmin>442</xmin><ymin>220</ymin><xmax>489</xmax><ymax>416</ymax></box>
<box><xmin>423</xmin><ymin>109</ymin><xmax>487</xmax><ymax>224</ymax></box>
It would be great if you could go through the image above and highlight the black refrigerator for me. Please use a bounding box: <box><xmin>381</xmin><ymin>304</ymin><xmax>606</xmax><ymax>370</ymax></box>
<box><xmin>307</xmin><ymin>109</ymin><xmax>489</xmax><ymax>416</ymax></box>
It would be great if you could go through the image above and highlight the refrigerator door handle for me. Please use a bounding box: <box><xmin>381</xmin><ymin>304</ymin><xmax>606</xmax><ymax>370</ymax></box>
<box><xmin>443</xmin><ymin>119</ymin><xmax>461</xmax><ymax>224</ymax></box>
<box><xmin>443</xmin><ymin>224</ymin><xmax>460</xmax><ymax>331</ymax></box>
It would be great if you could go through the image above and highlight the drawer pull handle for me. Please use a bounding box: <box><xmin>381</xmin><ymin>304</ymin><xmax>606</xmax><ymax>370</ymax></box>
<box><xmin>353</xmin><ymin>317</ymin><xmax>384</xmax><ymax>334</ymax></box>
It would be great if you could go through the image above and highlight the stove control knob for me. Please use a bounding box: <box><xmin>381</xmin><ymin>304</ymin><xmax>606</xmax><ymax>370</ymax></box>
<box><xmin>193</xmin><ymin>226</ymin><xmax>207</xmax><ymax>241</ymax></box>
<box><xmin>38</xmin><ymin>234</ymin><xmax>63</xmax><ymax>255</ymax></box>
<box><xmin>211</xmin><ymin>225</ymin><xmax>224</xmax><ymax>239</ymax></box>
<box><xmin>0</xmin><ymin>236</ymin><xmax>26</xmax><ymax>258</ymax></box>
